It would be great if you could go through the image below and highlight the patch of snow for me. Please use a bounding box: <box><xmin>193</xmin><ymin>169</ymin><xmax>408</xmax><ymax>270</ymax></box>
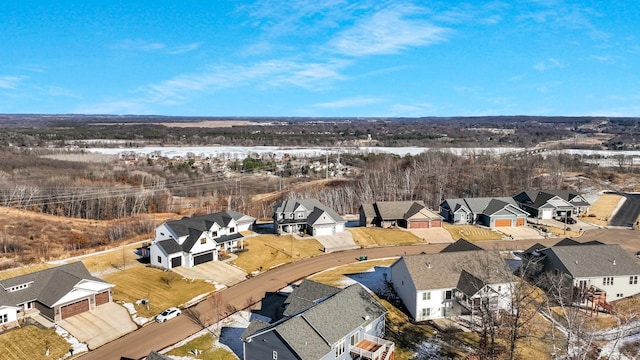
<box><xmin>122</xmin><ymin>302</ymin><xmax>151</xmax><ymax>325</ymax></box>
<box><xmin>56</xmin><ymin>325</ymin><xmax>88</xmax><ymax>357</ymax></box>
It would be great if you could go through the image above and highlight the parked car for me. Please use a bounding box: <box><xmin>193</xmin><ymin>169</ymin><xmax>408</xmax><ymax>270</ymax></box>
<box><xmin>156</xmin><ymin>307</ymin><xmax>181</xmax><ymax>323</ymax></box>
<box><xmin>560</xmin><ymin>217</ymin><xmax>577</xmax><ymax>224</ymax></box>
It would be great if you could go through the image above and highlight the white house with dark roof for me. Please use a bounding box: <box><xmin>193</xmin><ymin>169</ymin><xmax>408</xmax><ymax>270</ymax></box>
<box><xmin>513</xmin><ymin>190</ymin><xmax>590</xmax><ymax>220</ymax></box>
<box><xmin>150</xmin><ymin>210</ymin><xmax>255</xmax><ymax>269</ymax></box>
<box><xmin>242</xmin><ymin>281</ymin><xmax>394</xmax><ymax>360</ymax></box>
<box><xmin>440</xmin><ymin>197</ymin><xmax>529</xmax><ymax>227</ymax></box>
<box><xmin>273</xmin><ymin>199</ymin><xmax>346</xmax><ymax>236</ymax></box>
<box><xmin>0</xmin><ymin>262</ymin><xmax>113</xmax><ymax>326</ymax></box>
<box><xmin>526</xmin><ymin>242</ymin><xmax>640</xmax><ymax>302</ymax></box>
<box><xmin>390</xmin><ymin>242</ymin><xmax>514</xmax><ymax>321</ymax></box>
<box><xmin>359</xmin><ymin>200</ymin><xmax>443</xmax><ymax>229</ymax></box>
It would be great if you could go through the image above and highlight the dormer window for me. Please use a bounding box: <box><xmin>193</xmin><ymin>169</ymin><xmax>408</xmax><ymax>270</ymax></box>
<box><xmin>9</xmin><ymin>283</ymin><xmax>31</xmax><ymax>292</ymax></box>
<box><xmin>230</xmin><ymin>227</ymin><xmax>235</xmax><ymax>233</ymax></box>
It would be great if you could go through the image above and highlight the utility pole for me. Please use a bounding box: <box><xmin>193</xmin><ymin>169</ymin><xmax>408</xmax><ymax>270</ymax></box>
<box><xmin>325</xmin><ymin>152</ymin><xmax>328</xmax><ymax>179</ymax></box>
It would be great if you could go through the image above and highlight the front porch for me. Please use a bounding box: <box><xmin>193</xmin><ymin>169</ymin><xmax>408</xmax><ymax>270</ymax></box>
<box><xmin>350</xmin><ymin>334</ymin><xmax>395</xmax><ymax>360</ymax></box>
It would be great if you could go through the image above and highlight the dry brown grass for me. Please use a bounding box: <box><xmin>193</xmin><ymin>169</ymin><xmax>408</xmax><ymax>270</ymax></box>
<box><xmin>442</xmin><ymin>223</ymin><xmax>503</xmax><ymax>241</ymax></box>
<box><xmin>103</xmin><ymin>266</ymin><xmax>216</xmax><ymax>318</ymax></box>
<box><xmin>231</xmin><ymin>234</ymin><xmax>324</xmax><ymax>273</ymax></box>
<box><xmin>0</xmin><ymin>325</ymin><xmax>69</xmax><ymax>360</ymax></box>
<box><xmin>347</xmin><ymin>227</ymin><xmax>423</xmax><ymax>247</ymax></box>
<box><xmin>309</xmin><ymin>259</ymin><xmax>397</xmax><ymax>287</ymax></box>
<box><xmin>167</xmin><ymin>333</ymin><xmax>237</xmax><ymax>360</ymax></box>
<box><xmin>581</xmin><ymin>193</ymin><xmax>623</xmax><ymax>226</ymax></box>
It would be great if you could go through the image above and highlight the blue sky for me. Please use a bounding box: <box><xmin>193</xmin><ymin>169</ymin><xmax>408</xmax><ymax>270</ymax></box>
<box><xmin>1</xmin><ymin>1</ymin><xmax>638</xmax><ymax>117</ymax></box>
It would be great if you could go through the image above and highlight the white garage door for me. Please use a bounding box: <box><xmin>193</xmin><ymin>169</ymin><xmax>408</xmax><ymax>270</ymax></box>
<box><xmin>541</xmin><ymin>209</ymin><xmax>553</xmax><ymax>219</ymax></box>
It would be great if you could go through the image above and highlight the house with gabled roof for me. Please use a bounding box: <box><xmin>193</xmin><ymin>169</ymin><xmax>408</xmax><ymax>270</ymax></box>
<box><xmin>524</xmin><ymin>241</ymin><xmax>640</xmax><ymax>304</ymax></box>
<box><xmin>390</xmin><ymin>240</ymin><xmax>514</xmax><ymax>322</ymax></box>
<box><xmin>242</xmin><ymin>280</ymin><xmax>394</xmax><ymax>360</ymax></box>
<box><xmin>439</xmin><ymin>197</ymin><xmax>529</xmax><ymax>227</ymax></box>
<box><xmin>0</xmin><ymin>262</ymin><xmax>114</xmax><ymax>326</ymax></box>
<box><xmin>513</xmin><ymin>190</ymin><xmax>590</xmax><ymax>220</ymax></box>
<box><xmin>359</xmin><ymin>200</ymin><xmax>443</xmax><ymax>229</ymax></box>
<box><xmin>273</xmin><ymin>199</ymin><xmax>346</xmax><ymax>236</ymax></box>
<box><xmin>150</xmin><ymin>210</ymin><xmax>255</xmax><ymax>269</ymax></box>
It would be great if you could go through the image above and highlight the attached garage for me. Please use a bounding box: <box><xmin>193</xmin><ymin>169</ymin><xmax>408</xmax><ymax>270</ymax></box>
<box><xmin>95</xmin><ymin>291</ymin><xmax>110</xmax><ymax>306</ymax></box>
<box><xmin>171</xmin><ymin>257</ymin><xmax>182</xmax><ymax>268</ymax></box>
<box><xmin>193</xmin><ymin>251</ymin><xmax>214</xmax><ymax>266</ymax></box>
<box><xmin>310</xmin><ymin>225</ymin><xmax>334</xmax><ymax>236</ymax></box>
<box><xmin>430</xmin><ymin>220</ymin><xmax>442</xmax><ymax>228</ymax></box>
<box><xmin>408</xmin><ymin>221</ymin><xmax>429</xmax><ymax>229</ymax></box>
<box><xmin>494</xmin><ymin>219</ymin><xmax>512</xmax><ymax>227</ymax></box>
<box><xmin>540</xmin><ymin>209</ymin><xmax>553</xmax><ymax>219</ymax></box>
<box><xmin>516</xmin><ymin>218</ymin><xmax>525</xmax><ymax>226</ymax></box>
<box><xmin>60</xmin><ymin>299</ymin><xmax>89</xmax><ymax>320</ymax></box>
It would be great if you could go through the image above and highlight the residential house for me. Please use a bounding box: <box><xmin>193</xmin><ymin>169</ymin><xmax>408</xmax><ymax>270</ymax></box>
<box><xmin>513</xmin><ymin>190</ymin><xmax>590</xmax><ymax>220</ymax></box>
<box><xmin>273</xmin><ymin>199</ymin><xmax>346</xmax><ymax>236</ymax></box>
<box><xmin>0</xmin><ymin>262</ymin><xmax>114</xmax><ymax>326</ymax></box>
<box><xmin>523</xmin><ymin>241</ymin><xmax>640</xmax><ymax>305</ymax></box>
<box><xmin>359</xmin><ymin>201</ymin><xmax>443</xmax><ymax>229</ymax></box>
<box><xmin>150</xmin><ymin>210</ymin><xmax>255</xmax><ymax>269</ymax></box>
<box><xmin>439</xmin><ymin>197</ymin><xmax>529</xmax><ymax>227</ymax></box>
<box><xmin>390</xmin><ymin>241</ymin><xmax>514</xmax><ymax>322</ymax></box>
<box><xmin>242</xmin><ymin>280</ymin><xmax>394</xmax><ymax>360</ymax></box>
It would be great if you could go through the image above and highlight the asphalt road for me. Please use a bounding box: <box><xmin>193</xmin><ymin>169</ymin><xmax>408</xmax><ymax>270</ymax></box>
<box><xmin>79</xmin><ymin>229</ymin><xmax>639</xmax><ymax>360</ymax></box>
<box><xmin>609</xmin><ymin>193</ymin><xmax>640</xmax><ymax>228</ymax></box>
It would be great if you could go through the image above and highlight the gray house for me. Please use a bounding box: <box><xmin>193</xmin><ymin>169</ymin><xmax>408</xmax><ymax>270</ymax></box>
<box><xmin>242</xmin><ymin>280</ymin><xmax>394</xmax><ymax>360</ymax></box>
<box><xmin>439</xmin><ymin>197</ymin><xmax>529</xmax><ymax>227</ymax></box>
<box><xmin>525</xmin><ymin>242</ymin><xmax>640</xmax><ymax>305</ymax></box>
<box><xmin>359</xmin><ymin>201</ymin><xmax>443</xmax><ymax>229</ymax></box>
<box><xmin>513</xmin><ymin>190</ymin><xmax>590</xmax><ymax>220</ymax></box>
<box><xmin>273</xmin><ymin>199</ymin><xmax>346</xmax><ymax>236</ymax></box>
<box><xmin>0</xmin><ymin>262</ymin><xmax>113</xmax><ymax>326</ymax></box>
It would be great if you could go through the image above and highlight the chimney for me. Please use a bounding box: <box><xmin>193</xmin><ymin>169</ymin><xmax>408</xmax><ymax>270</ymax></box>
<box><xmin>427</xmin><ymin>262</ymin><xmax>431</xmax><ymax>269</ymax></box>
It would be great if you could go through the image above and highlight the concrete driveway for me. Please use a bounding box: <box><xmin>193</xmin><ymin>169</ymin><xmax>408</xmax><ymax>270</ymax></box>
<box><xmin>59</xmin><ymin>302</ymin><xmax>137</xmax><ymax>350</ymax></box>
<box><xmin>313</xmin><ymin>231</ymin><xmax>360</xmax><ymax>252</ymax></box>
<box><xmin>408</xmin><ymin>227</ymin><xmax>454</xmax><ymax>243</ymax></box>
<box><xmin>171</xmin><ymin>261</ymin><xmax>248</xmax><ymax>286</ymax></box>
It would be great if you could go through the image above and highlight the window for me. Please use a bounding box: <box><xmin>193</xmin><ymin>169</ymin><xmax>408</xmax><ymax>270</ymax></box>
<box><xmin>272</xmin><ymin>350</ymin><xmax>277</xmax><ymax>360</ymax></box>
<box><xmin>335</xmin><ymin>339</ymin><xmax>345</xmax><ymax>357</ymax></box>
<box><xmin>157</xmin><ymin>256</ymin><xmax>162</xmax><ymax>263</ymax></box>
<box><xmin>230</xmin><ymin>227</ymin><xmax>235</xmax><ymax>233</ymax></box>
<box><xmin>212</xmin><ymin>231</ymin><xmax>218</xmax><ymax>237</ymax></box>
<box><xmin>603</xmin><ymin>277</ymin><xmax>614</xmax><ymax>286</ymax></box>
<box><xmin>444</xmin><ymin>290</ymin><xmax>452</xmax><ymax>300</ymax></box>
<box><xmin>350</xmin><ymin>332</ymin><xmax>359</xmax><ymax>346</ymax></box>
<box><xmin>421</xmin><ymin>308</ymin><xmax>430</xmax><ymax>318</ymax></box>
<box><xmin>630</xmin><ymin>276</ymin><xmax>638</xmax><ymax>285</ymax></box>
<box><xmin>423</xmin><ymin>291</ymin><xmax>431</xmax><ymax>300</ymax></box>
<box><xmin>617</xmin><ymin>293</ymin><xmax>623</xmax><ymax>298</ymax></box>
<box><xmin>497</xmin><ymin>286</ymin><xmax>502</xmax><ymax>292</ymax></box>
<box><xmin>0</xmin><ymin>314</ymin><xmax>8</xmax><ymax>324</ymax></box>
<box><xmin>200</xmin><ymin>238</ymin><xmax>207</xmax><ymax>244</ymax></box>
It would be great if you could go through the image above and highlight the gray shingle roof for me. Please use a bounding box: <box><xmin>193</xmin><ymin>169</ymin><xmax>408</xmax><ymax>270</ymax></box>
<box><xmin>442</xmin><ymin>197</ymin><xmax>524</xmax><ymax>217</ymax></box>
<box><xmin>456</xmin><ymin>270</ymin><xmax>486</xmax><ymax>297</ymax></box>
<box><xmin>360</xmin><ymin>203</ymin><xmax>376</xmax><ymax>218</ymax></box>
<box><xmin>374</xmin><ymin>201</ymin><xmax>426</xmax><ymax>220</ymax></box>
<box><xmin>244</xmin><ymin>282</ymin><xmax>387</xmax><ymax>359</ymax></box>
<box><xmin>275</xmin><ymin>199</ymin><xmax>345</xmax><ymax>225</ymax></box>
<box><xmin>440</xmin><ymin>239</ymin><xmax>482</xmax><ymax>253</ymax></box>
<box><xmin>0</xmin><ymin>262</ymin><xmax>111</xmax><ymax>307</ymax></box>
<box><xmin>541</xmin><ymin>244</ymin><xmax>640</xmax><ymax>278</ymax></box>
<box><xmin>283</xmin><ymin>279</ymin><xmax>341</xmax><ymax>317</ymax></box>
<box><xmin>395</xmin><ymin>250</ymin><xmax>511</xmax><ymax>291</ymax></box>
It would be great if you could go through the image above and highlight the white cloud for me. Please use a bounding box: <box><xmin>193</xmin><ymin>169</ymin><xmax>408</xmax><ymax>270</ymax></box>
<box><xmin>533</xmin><ymin>58</ymin><xmax>563</xmax><ymax>71</ymax></box>
<box><xmin>313</xmin><ymin>96</ymin><xmax>383</xmax><ymax>109</ymax></box>
<box><xmin>113</xmin><ymin>39</ymin><xmax>202</xmax><ymax>54</ymax></box>
<box><xmin>0</xmin><ymin>76</ymin><xmax>27</xmax><ymax>89</ymax></box>
<box><xmin>329</xmin><ymin>5</ymin><xmax>450</xmax><ymax>56</ymax></box>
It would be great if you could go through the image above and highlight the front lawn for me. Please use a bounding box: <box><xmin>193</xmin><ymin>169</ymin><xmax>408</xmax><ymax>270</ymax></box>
<box><xmin>0</xmin><ymin>325</ymin><xmax>69</xmax><ymax>360</ymax></box>
<box><xmin>347</xmin><ymin>227</ymin><xmax>422</xmax><ymax>247</ymax></box>
<box><xmin>442</xmin><ymin>223</ymin><xmax>503</xmax><ymax>241</ymax></box>
<box><xmin>231</xmin><ymin>234</ymin><xmax>324</xmax><ymax>273</ymax></box>
<box><xmin>103</xmin><ymin>266</ymin><xmax>216</xmax><ymax>318</ymax></box>
<box><xmin>166</xmin><ymin>333</ymin><xmax>237</xmax><ymax>360</ymax></box>
<box><xmin>581</xmin><ymin>193</ymin><xmax>623</xmax><ymax>226</ymax></box>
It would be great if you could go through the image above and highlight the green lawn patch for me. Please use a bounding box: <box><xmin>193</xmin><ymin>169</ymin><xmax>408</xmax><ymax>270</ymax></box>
<box><xmin>0</xmin><ymin>325</ymin><xmax>69</xmax><ymax>360</ymax></box>
<box><xmin>103</xmin><ymin>266</ymin><xmax>216</xmax><ymax>318</ymax></box>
